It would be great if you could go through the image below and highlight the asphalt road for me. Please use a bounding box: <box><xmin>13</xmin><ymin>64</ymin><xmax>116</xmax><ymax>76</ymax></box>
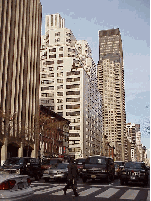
<box><xmin>29</xmin><ymin>176</ymin><xmax>150</xmax><ymax>201</ymax></box>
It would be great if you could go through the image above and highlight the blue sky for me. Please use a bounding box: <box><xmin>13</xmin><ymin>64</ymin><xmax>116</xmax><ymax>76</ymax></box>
<box><xmin>40</xmin><ymin>0</ymin><xmax>150</xmax><ymax>150</ymax></box>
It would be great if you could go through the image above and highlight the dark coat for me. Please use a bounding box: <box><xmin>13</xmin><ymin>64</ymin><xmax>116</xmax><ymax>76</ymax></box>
<box><xmin>67</xmin><ymin>162</ymin><xmax>78</xmax><ymax>180</ymax></box>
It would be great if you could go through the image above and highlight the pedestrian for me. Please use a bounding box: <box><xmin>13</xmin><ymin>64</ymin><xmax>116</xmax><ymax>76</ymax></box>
<box><xmin>63</xmin><ymin>157</ymin><xmax>79</xmax><ymax>197</ymax></box>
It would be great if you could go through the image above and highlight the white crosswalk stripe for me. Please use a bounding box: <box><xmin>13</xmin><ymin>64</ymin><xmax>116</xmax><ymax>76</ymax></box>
<box><xmin>51</xmin><ymin>187</ymin><xmax>84</xmax><ymax>195</ymax></box>
<box><xmin>79</xmin><ymin>187</ymin><xmax>100</xmax><ymax>196</ymax></box>
<box><xmin>30</xmin><ymin>182</ymin><xmax>149</xmax><ymax>200</ymax></box>
<box><xmin>95</xmin><ymin>188</ymin><xmax>120</xmax><ymax>198</ymax></box>
<box><xmin>34</xmin><ymin>185</ymin><xmax>63</xmax><ymax>194</ymax></box>
<box><xmin>120</xmin><ymin>189</ymin><xmax>139</xmax><ymax>200</ymax></box>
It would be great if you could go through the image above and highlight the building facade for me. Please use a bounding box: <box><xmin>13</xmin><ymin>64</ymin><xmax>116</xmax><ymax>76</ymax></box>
<box><xmin>97</xmin><ymin>28</ymin><xmax>127</xmax><ymax>161</ymax></box>
<box><xmin>0</xmin><ymin>0</ymin><xmax>42</xmax><ymax>164</ymax></box>
<box><xmin>126</xmin><ymin>123</ymin><xmax>146</xmax><ymax>162</ymax></box>
<box><xmin>39</xmin><ymin>105</ymin><xmax>70</xmax><ymax>159</ymax></box>
<box><xmin>40</xmin><ymin>14</ymin><xmax>102</xmax><ymax>159</ymax></box>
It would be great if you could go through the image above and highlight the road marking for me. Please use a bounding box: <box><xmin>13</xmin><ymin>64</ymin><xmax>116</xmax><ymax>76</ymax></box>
<box><xmin>51</xmin><ymin>187</ymin><xmax>84</xmax><ymax>195</ymax></box>
<box><xmin>120</xmin><ymin>189</ymin><xmax>139</xmax><ymax>200</ymax></box>
<box><xmin>52</xmin><ymin>189</ymin><xmax>73</xmax><ymax>195</ymax></box>
<box><xmin>79</xmin><ymin>187</ymin><xmax>100</xmax><ymax>196</ymax></box>
<box><xmin>31</xmin><ymin>185</ymin><xmax>49</xmax><ymax>190</ymax></box>
<box><xmin>34</xmin><ymin>185</ymin><xmax>63</xmax><ymax>194</ymax></box>
<box><xmin>95</xmin><ymin>188</ymin><xmax>120</xmax><ymax>198</ymax></box>
<box><xmin>147</xmin><ymin>190</ymin><xmax>150</xmax><ymax>201</ymax></box>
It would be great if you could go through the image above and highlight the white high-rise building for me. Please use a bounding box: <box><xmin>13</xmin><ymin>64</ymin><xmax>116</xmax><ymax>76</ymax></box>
<box><xmin>40</xmin><ymin>14</ymin><xmax>102</xmax><ymax>158</ymax></box>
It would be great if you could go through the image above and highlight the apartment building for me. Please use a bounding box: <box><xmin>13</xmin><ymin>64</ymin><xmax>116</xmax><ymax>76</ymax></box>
<box><xmin>97</xmin><ymin>28</ymin><xmax>127</xmax><ymax>161</ymax></box>
<box><xmin>40</xmin><ymin>14</ymin><xmax>102</xmax><ymax>159</ymax></box>
<box><xmin>0</xmin><ymin>0</ymin><xmax>42</xmax><ymax>164</ymax></box>
<box><xmin>126</xmin><ymin>123</ymin><xmax>145</xmax><ymax>162</ymax></box>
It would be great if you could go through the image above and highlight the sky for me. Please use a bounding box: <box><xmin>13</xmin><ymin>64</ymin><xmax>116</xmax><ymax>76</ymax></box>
<box><xmin>40</xmin><ymin>0</ymin><xmax>150</xmax><ymax>150</ymax></box>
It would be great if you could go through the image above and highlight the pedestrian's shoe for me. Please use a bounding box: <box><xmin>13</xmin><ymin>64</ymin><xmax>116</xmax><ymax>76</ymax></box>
<box><xmin>63</xmin><ymin>188</ymin><xmax>66</xmax><ymax>195</ymax></box>
<box><xmin>73</xmin><ymin>190</ymin><xmax>79</xmax><ymax>197</ymax></box>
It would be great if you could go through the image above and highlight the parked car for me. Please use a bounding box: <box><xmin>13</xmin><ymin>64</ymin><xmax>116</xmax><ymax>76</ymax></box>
<box><xmin>2</xmin><ymin>157</ymin><xmax>43</xmax><ymax>181</ymax></box>
<box><xmin>41</xmin><ymin>158</ymin><xmax>63</xmax><ymax>173</ymax></box>
<box><xmin>82</xmin><ymin>156</ymin><xmax>115</xmax><ymax>183</ymax></box>
<box><xmin>0</xmin><ymin>168</ymin><xmax>33</xmax><ymax>200</ymax></box>
<box><xmin>76</xmin><ymin>158</ymin><xmax>86</xmax><ymax>177</ymax></box>
<box><xmin>120</xmin><ymin>161</ymin><xmax>149</xmax><ymax>186</ymax></box>
<box><xmin>42</xmin><ymin>163</ymin><xmax>69</xmax><ymax>182</ymax></box>
<box><xmin>114</xmin><ymin>161</ymin><xmax>125</xmax><ymax>178</ymax></box>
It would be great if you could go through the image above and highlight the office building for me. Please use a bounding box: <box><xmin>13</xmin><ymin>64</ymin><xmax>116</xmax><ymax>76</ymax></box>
<box><xmin>0</xmin><ymin>0</ymin><xmax>42</xmax><ymax>164</ymax></box>
<box><xmin>97</xmin><ymin>28</ymin><xmax>127</xmax><ymax>161</ymax></box>
<box><xmin>40</xmin><ymin>14</ymin><xmax>102</xmax><ymax>159</ymax></box>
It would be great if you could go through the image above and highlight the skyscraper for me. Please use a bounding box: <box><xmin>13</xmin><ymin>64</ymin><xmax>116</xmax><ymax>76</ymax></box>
<box><xmin>40</xmin><ymin>14</ymin><xmax>102</xmax><ymax>158</ymax></box>
<box><xmin>97</xmin><ymin>28</ymin><xmax>127</xmax><ymax>161</ymax></box>
<box><xmin>0</xmin><ymin>0</ymin><xmax>42</xmax><ymax>164</ymax></box>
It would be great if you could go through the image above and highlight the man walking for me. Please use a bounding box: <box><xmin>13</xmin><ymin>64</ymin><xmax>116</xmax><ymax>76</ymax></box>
<box><xmin>63</xmin><ymin>157</ymin><xmax>79</xmax><ymax>197</ymax></box>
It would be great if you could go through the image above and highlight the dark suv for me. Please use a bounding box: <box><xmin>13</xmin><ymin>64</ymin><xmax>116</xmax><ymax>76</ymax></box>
<box><xmin>82</xmin><ymin>156</ymin><xmax>115</xmax><ymax>183</ymax></box>
<box><xmin>120</xmin><ymin>161</ymin><xmax>149</xmax><ymax>186</ymax></box>
<box><xmin>2</xmin><ymin>157</ymin><xmax>43</xmax><ymax>180</ymax></box>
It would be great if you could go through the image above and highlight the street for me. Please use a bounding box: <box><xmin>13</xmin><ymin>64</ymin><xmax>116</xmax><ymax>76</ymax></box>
<box><xmin>29</xmin><ymin>177</ymin><xmax>150</xmax><ymax>201</ymax></box>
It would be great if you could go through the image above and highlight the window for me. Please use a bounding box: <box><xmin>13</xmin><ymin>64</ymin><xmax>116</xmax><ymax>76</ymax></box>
<box><xmin>57</xmin><ymin>105</ymin><xmax>63</xmax><ymax>110</ymax></box>
<box><xmin>66</xmin><ymin>84</ymin><xmax>80</xmax><ymax>89</ymax></box>
<box><xmin>57</xmin><ymin>79</ymin><xmax>63</xmax><ymax>83</ymax></box>
<box><xmin>48</xmin><ymin>73</ymin><xmax>54</xmax><ymax>77</ymax></box>
<box><xmin>66</xmin><ymin>91</ymin><xmax>80</xmax><ymax>95</ymax></box>
<box><xmin>59</xmin><ymin>47</ymin><xmax>63</xmax><ymax>51</ymax></box>
<box><xmin>57</xmin><ymin>92</ymin><xmax>63</xmax><ymax>96</ymax></box>
<box><xmin>59</xmin><ymin>54</ymin><xmax>63</xmax><ymax>58</ymax></box>
<box><xmin>49</xmin><ymin>67</ymin><xmax>53</xmax><ymax>71</ymax></box>
<box><xmin>57</xmin><ymin>60</ymin><xmax>63</xmax><ymax>64</ymax></box>
<box><xmin>67</xmin><ymin>71</ymin><xmax>80</xmax><ymax>76</ymax></box>
<box><xmin>57</xmin><ymin>99</ymin><xmax>63</xmax><ymax>103</ymax></box>
<box><xmin>66</xmin><ymin>104</ymin><xmax>80</xmax><ymax>109</ymax></box>
<box><xmin>57</xmin><ymin>72</ymin><xmax>63</xmax><ymax>77</ymax></box>
<box><xmin>46</xmin><ymin>61</ymin><xmax>54</xmax><ymax>65</ymax></box>
<box><xmin>55</xmin><ymin>38</ymin><xmax>60</xmax><ymax>42</ymax></box>
<box><xmin>51</xmin><ymin>15</ymin><xmax>53</xmax><ymax>26</ymax></box>
<box><xmin>57</xmin><ymin>85</ymin><xmax>63</xmax><ymax>90</ymax></box>
<box><xmin>41</xmin><ymin>74</ymin><xmax>47</xmax><ymax>78</ymax></box>
<box><xmin>49</xmin><ymin>48</ymin><xmax>56</xmax><ymax>52</ymax></box>
<box><xmin>55</xmin><ymin>32</ymin><xmax>60</xmax><ymax>36</ymax></box>
<box><xmin>49</xmin><ymin>54</ymin><xmax>56</xmax><ymax>58</ymax></box>
<box><xmin>57</xmin><ymin>66</ymin><xmax>63</xmax><ymax>70</ymax></box>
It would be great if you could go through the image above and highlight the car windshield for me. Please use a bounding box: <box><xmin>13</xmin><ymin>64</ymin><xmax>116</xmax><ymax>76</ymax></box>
<box><xmin>42</xmin><ymin>159</ymin><xmax>59</xmax><ymax>165</ymax></box>
<box><xmin>4</xmin><ymin>158</ymin><xmax>23</xmax><ymax>166</ymax></box>
<box><xmin>125</xmin><ymin>162</ymin><xmax>143</xmax><ymax>169</ymax></box>
<box><xmin>57</xmin><ymin>163</ymin><xmax>68</xmax><ymax>169</ymax></box>
<box><xmin>86</xmin><ymin>157</ymin><xmax>106</xmax><ymax>164</ymax></box>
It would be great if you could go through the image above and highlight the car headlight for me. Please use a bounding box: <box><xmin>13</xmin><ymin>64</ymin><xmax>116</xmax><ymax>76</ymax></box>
<box><xmin>102</xmin><ymin>169</ymin><xmax>107</xmax><ymax>172</ymax></box>
<box><xmin>82</xmin><ymin>169</ymin><xmax>86</xmax><ymax>172</ymax></box>
<box><xmin>16</xmin><ymin>169</ymin><xmax>20</xmax><ymax>174</ymax></box>
<box><xmin>140</xmin><ymin>172</ymin><xmax>146</xmax><ymax>175</ymax></box>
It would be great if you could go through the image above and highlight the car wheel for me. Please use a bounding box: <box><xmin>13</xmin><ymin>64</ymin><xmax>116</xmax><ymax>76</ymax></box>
<box><xmin>82</xmin><ymin>177</ymin><xmax>87</xmax><ymax>183</ymax></box>
<box><xmin>44</xmin><ymin>178</ymin><xmax>49</xmax><ymax>182</ymax></box>
<box><xmin>120</xmin><ymin>179</ymin><xmax>124</xmax><ymax>185</ymax></box>
<box><xmin>143</xmin><ymin>179</ymin><xmax>148</xmax><ymax>186</ymax></box>
<box><xmin>35</xmin><ymin>175</ymin><xmax>40</xmax><ymax>181</ymax></box>
<box><xmin>106</xmin><ymin>175</ymin><xmax>110</xmax><ymax>183</ymax></box>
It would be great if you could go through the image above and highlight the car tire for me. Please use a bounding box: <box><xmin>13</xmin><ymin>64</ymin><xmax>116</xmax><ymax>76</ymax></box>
<box><xmin>120</xmin><ymin>179</ymin><xmax>124</xmax><ymax>185</ymax></box>
<box><xmin>82</xmin><ymin>177</ymin><xmax>87</xmax><ymax>183</ymax></box>
<box><xmin>106</xmin><ymin>175</ymin><xmax>110</xmax><ymax>183</ymax></box>
<box><xmin>44</xmin><ymin>178</ymin><xmax>49</xmax><ymax>182</ymax></box>
<box><xmin>35</xmin><ymin>175</ymin><xmax>40</xmax><ymax>181</ymax></box>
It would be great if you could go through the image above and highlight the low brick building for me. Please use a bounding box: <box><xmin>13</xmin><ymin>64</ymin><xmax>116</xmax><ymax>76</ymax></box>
<box><xmin>39</xmin><ymin>105</ymin><xmax>70</xmax><ymax>159</ymax></box>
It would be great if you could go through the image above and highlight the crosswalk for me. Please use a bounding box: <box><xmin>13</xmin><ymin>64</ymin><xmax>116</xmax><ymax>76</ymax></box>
<box><xmin>30</xmin><ymin>182</ymin><xmax>150</xmax><ymax>200</ymax></box>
